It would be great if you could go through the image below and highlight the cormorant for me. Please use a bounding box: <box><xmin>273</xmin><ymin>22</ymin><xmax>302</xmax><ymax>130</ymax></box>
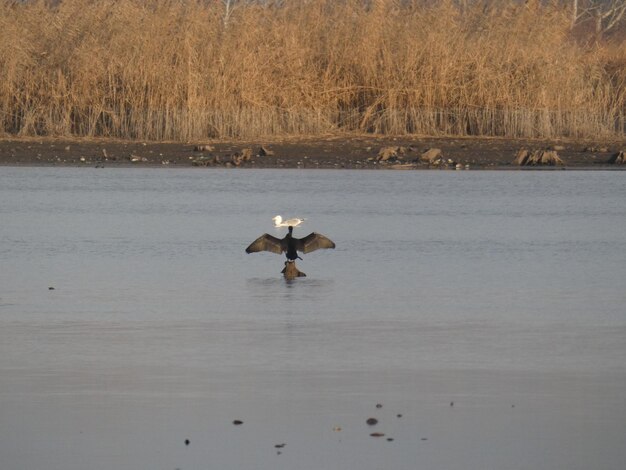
<box><xmin>246</xmin><ymin>226</ymin><xmax>335</xmax><ymax>260</ymax></box>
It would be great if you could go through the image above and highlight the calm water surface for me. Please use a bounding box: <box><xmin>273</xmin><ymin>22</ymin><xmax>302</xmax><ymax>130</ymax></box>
<box><xmin>1</xmin><ymin>168</ymin><xmax>625</xmax><ymax>470</ymax></box>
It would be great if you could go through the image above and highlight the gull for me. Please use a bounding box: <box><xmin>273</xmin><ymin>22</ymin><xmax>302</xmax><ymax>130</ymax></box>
<box><xmin>246</xmin><ymin>226</ymin><xmax>335</xmax><ymax>261</ymax></box>
<box><xmin>273</xmin><ymin>215</ymin><xmax>305</xmax><ymax>228</ymax></box>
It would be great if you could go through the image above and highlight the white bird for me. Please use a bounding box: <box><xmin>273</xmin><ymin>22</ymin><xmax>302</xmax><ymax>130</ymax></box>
<box><xmin>273</xmin><ymin>215</ymin><xmax>305</xmax><ymax>228</ymax></box>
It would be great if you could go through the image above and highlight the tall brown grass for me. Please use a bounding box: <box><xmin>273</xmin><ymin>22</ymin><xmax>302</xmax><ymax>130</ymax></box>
<box><xmin>1</xmin><ymin>0</ymin><xmax>625</xmax><ymax>140</ymax></box>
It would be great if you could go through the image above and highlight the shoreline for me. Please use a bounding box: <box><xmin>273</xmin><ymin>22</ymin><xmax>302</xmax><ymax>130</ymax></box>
<box><xmin>1</xmin><ymin>135</ymin><xmax>625</xmax><ymax>169</ymax></box>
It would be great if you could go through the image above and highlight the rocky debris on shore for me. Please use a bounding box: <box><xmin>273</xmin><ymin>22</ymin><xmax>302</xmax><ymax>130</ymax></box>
<box><xmin>190</xmin><ymin>146</ymin><xmax>275</xmax><ymax>167</ymax></box>
<box><xmin>4</xmin><ymin>137</ymin><xmax>625</xmax><ymax>168</ymax></box>
<box><xmin>194</xmin><ymin>144</ymin><xmax>215</xmax><ymax>152</ymax></box>
<box><xmin>129</xmin><ymin>154</ymin><xmax>148</xmax><ymax>163</ymax></box>
<box><xmin>374</xmin><ymin>146</ymin><xmax>462</xmax><ymax>169</ymax></box>
<box><xmin>420</xmin><ymin>148</ymin><xmax>443</xmax><ymax>164</ymax></box>
<box><xmin>377</xmin><ymin>146</ymin><xmax>406</xmax><ymax>162</ymax></box>
<box><xmin>513</xmin><ymin>149</ymin><xmax>564</xmax><ymax>166</ymax></box>
<box><xmin>550</xmin><ymin>145</ymin><xmax>566</xmax><ymax>151</ymax></box>
<box><xmin>584</xmin><ymin>145</ymin><xmax>609</xmax><ymax>153</ymax></box>
<box><xmin>258</xmin><ymin>146</ymin><xmax>274</xmax><ymax>156</ymax></box>
<box><xmin>191</xmin><ymin>147</ymin><xmax>254</xmax><ymax>167</ymax></box>
<box><xmin>607</xmin><ymin>150</ymin><xmax>625</xmax><ymax>164</ymax></box>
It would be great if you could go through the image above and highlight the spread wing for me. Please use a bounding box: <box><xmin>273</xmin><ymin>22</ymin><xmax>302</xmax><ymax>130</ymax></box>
<box><xmin>295</xmin><ymin>232</ymin><xmax>336</xmax><ymax>254</ymax></box>
<box><xmin>245</xmin><ymin>233</ymin><xmax>285</xmax><ymax>255</ymax></box>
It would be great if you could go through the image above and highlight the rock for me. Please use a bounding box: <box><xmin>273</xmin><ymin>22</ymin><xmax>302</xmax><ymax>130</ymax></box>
<box><xmin>538</xmin><ymin>150</ymin><xmax>563</xmax><ymax>165</ymax></box>
<box><xmin>191</xmin><ymin>155</ymin><xmax>217</xmax><ymax>166</ymax></box>
<box><xmin>366</xmin><ymin>418</ymin><xmax>378</xmax><ymax>426</ymax></box>
<box><xmin>607</xmin><ymin>150</ymin><xmax>625</xmax><ymax>164</ymax></box>
<box><xmin>513</xmin><ymin>149</ymin><xmax>531</xmax><ymax>166</ymax></box>
<box><xmin>551</xmin><ymin>145</ymin><xmax>565</xmax><ymax>151</ymax></box>
<box><xmin>231</xmin><ymin>154</ymin><xmax>243</xmax><ymax>166</ymax></box>
<box><xmin>194</xmin><ymin>144</ymin><xmax>214</xmax><ymax>152</ymax></box>
<box><xmin>513</xmin><ymin>149</ymin><xmax>564</xmax><ymax>166</ymax></box>
<box><xmin>420</xmin><ymin>148</ymin><xmax>443</xmax><ymax>164</ymax></box>
<box><xmin>377</xmin><ymin>146</ymin><xmax>399</xmax><ymax>162</ymax></box>
<box><xmin>281</xmin><ymin>261</ymin><xmax>306</xmax><ymax>279</ymax></box>
<box><xmin>240</xmin><ymin>148</ymin><xmax>254</xmax><ymax>161</ymax></box>
<box><xmin>258</xmin><ymin>146</ymin><xmax>274</xmax><ymax>156</ymax></box>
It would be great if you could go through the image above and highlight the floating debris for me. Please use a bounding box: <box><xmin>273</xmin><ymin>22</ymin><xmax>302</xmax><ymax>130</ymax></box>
<box><xmin>332</xmin><ymin>426</ymin><xmax>342</xmax><ymax>432</ymax></box>
<box><xmin>370</xmin><ymin>432</ymin><xmax>385</xmax><ymax>438</ymax></box>
<box><xmin>366</xmin><ymin>418</ymin><xmax>378</xmax><ymax>426</ymax></box>
<box><xmin>376</xmin><ymin>403</ymin><xmax>383</xmax><ymax>409</ymax></box>
<box><xmin>274</xmin><ymin>443</ymin><xmax>286</xmax><ymax>448</ymax></box>
<box><xmin>232</xmin><ymin>420</ymin><xmax>243</xmax><ymax>426</ymax></box>
<box><xmin>48</xmin><ymin>287</ymin><xmax>55</xmax><ymax>290</ymax></box>
<box><xmin>185</xmin><ymin>439</ymin><xmax>190</xmax><ymax>446</ymax></box>
<box><xmin>396</xmin><ymin>414</ymin><xmax>403</xmax><ymax>418</ymax></box>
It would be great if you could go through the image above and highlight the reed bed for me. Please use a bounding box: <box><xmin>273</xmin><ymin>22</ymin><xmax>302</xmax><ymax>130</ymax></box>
<box><xmin>1</xmin><ymin>0</ymin><xmax>625</xmax><ymax>140</ymax></box>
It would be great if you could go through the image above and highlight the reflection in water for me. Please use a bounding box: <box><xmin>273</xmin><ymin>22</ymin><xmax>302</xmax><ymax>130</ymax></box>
<box><xmin>246</xmin><ymin>276</ymin><xmax>335</xmax><ymax>302</ymax></box>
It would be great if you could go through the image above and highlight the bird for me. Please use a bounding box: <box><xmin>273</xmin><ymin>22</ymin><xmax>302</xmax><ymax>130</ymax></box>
<box><xmin>273</xmin><ymin>215</ymin><xmax>305</xmax><ymax>228</ymax></box>
<box><xmin>246</xmin><ymin>226</ymin><xmax>335</xmax><ymax>261</ymax></box>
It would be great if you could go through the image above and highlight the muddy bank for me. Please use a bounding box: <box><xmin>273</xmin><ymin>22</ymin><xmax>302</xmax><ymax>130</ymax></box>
<box><xmin>1</xmin><ymin>136</ymin><xmax>625</xmax><ymax>169</ymax></box>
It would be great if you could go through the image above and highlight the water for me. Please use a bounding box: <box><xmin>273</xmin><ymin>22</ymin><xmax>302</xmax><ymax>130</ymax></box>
<box><xmin>1</xmin><ymin>167</ymin><xmax>625</xmax><ymax>470</ymax></box>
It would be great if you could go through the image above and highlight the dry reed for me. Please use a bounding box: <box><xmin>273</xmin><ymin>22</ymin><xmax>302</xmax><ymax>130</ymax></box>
<box><xmin>1</xmin><ymin>0</ymin><xmax>625</xmax><ymax>140</ymax></box>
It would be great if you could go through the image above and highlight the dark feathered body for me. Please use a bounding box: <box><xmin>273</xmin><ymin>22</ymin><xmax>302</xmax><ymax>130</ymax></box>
<box><xmin>246</xmin><ymin>226</ymin><xmax>335</xmax><ymax>260</ymax></box>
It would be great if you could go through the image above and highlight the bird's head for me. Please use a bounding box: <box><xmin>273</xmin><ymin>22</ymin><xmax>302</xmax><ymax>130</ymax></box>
<box><xmin>288</xmin><ymin>225</ymin><xmax>293</xmax><ymax>234</ymax></box>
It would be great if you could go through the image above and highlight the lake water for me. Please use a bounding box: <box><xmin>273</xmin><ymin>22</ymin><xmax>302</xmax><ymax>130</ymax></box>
<box><xmin>1</xmin><ymin>167</ymin><xmax>625</xmax><ymax>470</ymax></box>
